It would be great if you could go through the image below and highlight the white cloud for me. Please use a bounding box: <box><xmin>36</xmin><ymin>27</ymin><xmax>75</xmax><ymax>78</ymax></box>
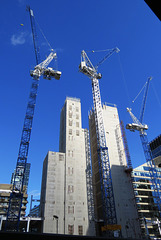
<box><xmin>11</xmin><ymin>32</ymin><xmax>27</xmax><ymax>46</ymax></box>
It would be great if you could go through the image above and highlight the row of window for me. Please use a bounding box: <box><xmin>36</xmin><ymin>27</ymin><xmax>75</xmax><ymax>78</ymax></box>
<box><xmin>69</xmin><ymin>129</ymin><xmax>80</xmax><ymax>136</ymax></box>
<box><xmin>69</xmin><ymin>120</ymin><xmax>79</xmax><ymax>127</ymax></box>
<box><xmin>69</xmin><ymin>111</ymin><xmax>79</xmax><ymax>120</ymax></box>
<box><xmin>69</xmin><ymin>105</ymin><xmax>79</xmax><ymax>112</ymax></box>
<box><xmin>68</xmin><ymin>224</ymin><xmax>83</xmax><ymax>235</ymax></box>
<box><xmin>68</xmin><ymin>205</ymin><xmax>85</xmax><ymax>214</ymax></box>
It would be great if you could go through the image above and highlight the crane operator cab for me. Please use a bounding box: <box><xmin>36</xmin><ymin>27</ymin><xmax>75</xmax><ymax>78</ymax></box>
<box><xmin>30</xmin><ymin>67</ymin><xmax>61</xmax><ymax>81</ymax></box>
<box><xmin>126</xmin><ymin>123</ymin><xmax>148</xmax><ymax>132</ymax></box>
<box><xmin>43</xmin><ymin>67</ymin><xmax>62</xmax><ymax>80</ymax></box>
<box><xmin>79</xmin><ymin>61</ymin><xmax>102</xmax><ymax>79</ymax></box>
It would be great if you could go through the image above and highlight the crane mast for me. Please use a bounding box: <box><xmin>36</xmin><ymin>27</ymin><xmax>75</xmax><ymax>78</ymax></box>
<box><xmin>126</xmin><ymin>77</ymin><xmax>161</xmax><ymax>216</ymax></box>
<box><xmin>5</xmin><ymin>7</ymin><xmax>61</xmax><ymax>231</ymax></box>
<box><xmin>79</xmin><ymin>48</ymin><xmax>119</xmax><ymax>229</ymax></box>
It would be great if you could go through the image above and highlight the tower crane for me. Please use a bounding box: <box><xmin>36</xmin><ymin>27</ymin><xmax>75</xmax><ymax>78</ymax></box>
<box><xmin>5</xmin><ymin>6</ymin><xmax>61</xmax><ymax>231</ymax></box>
<box><xmin>79</xmin><ymin>48</ymin><xmax>120</xmax><ymax>231</ymax></box>
<box><xmin>126</xmin><ymin>76</ymin><xmax>161</xmax><ymax>216</ymax></box>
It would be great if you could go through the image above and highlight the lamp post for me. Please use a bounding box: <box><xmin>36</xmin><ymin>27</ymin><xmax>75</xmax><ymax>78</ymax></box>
<box><xmin>53</xmin><ymin>215</ymin><xmax>59</xmax><ymax>234</ymax></box>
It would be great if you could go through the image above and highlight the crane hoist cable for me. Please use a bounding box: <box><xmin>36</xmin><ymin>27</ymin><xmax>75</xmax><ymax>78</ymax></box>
<box><xmin>33</xmin><ymin>16</ymin><xmax>58</xmax><ymax>71</ymax></box>
<box><xmin>117</xmin><ymin>53</ymin><xmax>131</xmax><ymax>108</ymax></box>
<box><xmin>34</xmin><ymin>15</ymin><xmax>53</xmax><ymax>51</ymax></box>
<box><xmin>132</xmin><ymin>80</ymin><xmax>151</xmax><ymax>104</ymax></box>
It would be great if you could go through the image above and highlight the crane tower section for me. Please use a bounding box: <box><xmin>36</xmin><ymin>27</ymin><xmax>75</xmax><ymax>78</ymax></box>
<box><xmin>126</xmin><ymin>77</ymin><xmax>161</xmax><ymax>216</ymax></box>
<box><xmin>79</xmin><ymin>48</ymin><xmax>119</xmax><ymax>227</ymax></box>
<box><xmin>5</xmin><ymin>7</ymin><xmax>61</xmax><ymax>231</ymax></box>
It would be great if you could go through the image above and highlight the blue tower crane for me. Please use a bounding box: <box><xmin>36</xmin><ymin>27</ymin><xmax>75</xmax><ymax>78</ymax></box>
<box><xmin>126</xmin><ymin>76</ymin><xmax>161</xmax><ymax>216</ymax></box>
<box><xmin>5</xmin><ymin>6</ymin><xmax>61</xmax><ymax>231</ymax></box>
<box><xmin>79</xmin><ymin>48</ymin><xmax>120</xmax><ymax>233</ymax></box>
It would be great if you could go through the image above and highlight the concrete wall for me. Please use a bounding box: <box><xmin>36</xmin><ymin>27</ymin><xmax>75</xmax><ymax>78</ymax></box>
<box><xmin>40</xmin><ymin>152</ymin><xmax>65</xmax><ymax>234</ymax></box>
<box><xmin>41</xmin><ymin>97</ymin><xmax>89</xmax><ymax>236</ymax></box>
<box><xmin>89</xmin><ymin>104</ymin><xmax>141</xmax><ymax>238</ymax></box>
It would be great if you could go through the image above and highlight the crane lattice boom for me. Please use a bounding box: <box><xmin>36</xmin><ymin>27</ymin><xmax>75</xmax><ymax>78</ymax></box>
<box><xmin>126</xmin><ymin>108</ymin><xmax>148</xmax><ymax>133</ymax></box>
<box><xmin>79</xmin><ymin>48</ymin><xmax>119</xmax><ymax>229</ymax></box>
<box><xmin>5</xmin><ymin>6</ymin><xmax>61</xmax><ymax>231</ymax></box>
<box><xmin>126</xmin><ymin>77</ymin><xmax>161</xmax><ymax>216</ymax></box>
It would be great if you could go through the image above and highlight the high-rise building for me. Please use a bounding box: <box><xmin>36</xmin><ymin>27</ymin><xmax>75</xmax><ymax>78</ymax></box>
<box><xmin>59</xmin><ymin>97</ymin><xmax>89</xmax><ymax>235</ymax></box>
<box><xmin>88</xmin><ymin>103</ymin><xmax>141</xmax><ymax>238</ymax></box>
<box><xmin>131</xmin><ymin>134</ymin><xmax>161</xmax><ymax>238</ymax></box>
<box><xmin>132</xmin><ymin>161</ymin><xmax>161</xmax><ymax>238</ymax></box>
<box><xmin>150</xmin><ymin>134</ymin><xmax>161</xmax><ymax>160</ymax></box>
<box><xmin>40</xmin><ymin>97</ymin><xmax>89</xmax><ymax>235</ymax></box>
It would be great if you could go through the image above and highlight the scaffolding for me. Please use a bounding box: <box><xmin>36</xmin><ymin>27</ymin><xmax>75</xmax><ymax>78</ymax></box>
<box><xmin>84</xmin><ymin>129</ymin><xmax>95</xmax><ymax>228</ymax></box>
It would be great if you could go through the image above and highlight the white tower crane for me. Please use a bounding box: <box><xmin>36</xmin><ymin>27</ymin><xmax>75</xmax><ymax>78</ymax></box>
<box><xmin>79</xmin><ymin>48</ymin><xmax>120</xmax><ymax>234</ymax></box>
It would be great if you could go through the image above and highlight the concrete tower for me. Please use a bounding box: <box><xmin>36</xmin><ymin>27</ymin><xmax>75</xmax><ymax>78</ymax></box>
<box><xmin>40</xmin><ymin>97</ymin><xmax>90</xmax><ymax>235</ymax></box>
<box><xmin>59</xmin><ymin>97</ymin><xmax>89</xmax><ymax>235</ymax></box>
<box><xmin>89</xmin><ymin>103</ymin><xmax>141</xmax><ymax>238</ymax></box>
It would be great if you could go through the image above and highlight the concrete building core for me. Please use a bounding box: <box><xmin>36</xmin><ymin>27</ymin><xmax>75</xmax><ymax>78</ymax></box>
<box><xmin>59</xmin><ymin>97</ymin><xmax>89</xmax><ymax>235</ymax></box>
<box><xmin>88</xmin><ymin>103</ymin><xmax>141</xmax><ymax>238</ymax></box>
<box><xmin>40</xmin><ymin>97</ymin><xmax>89</xmax><ymax>235</ymax></box>
<box><xmin>40</xmin><ymin>151</ymin><xmax>65</xmax><ymax>234</ymax></box>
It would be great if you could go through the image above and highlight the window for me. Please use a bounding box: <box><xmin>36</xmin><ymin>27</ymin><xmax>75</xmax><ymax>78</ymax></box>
<box><xmin>76</xmin><ymin>130</ymin><xmax>79</xmax><ymax>136</ymax></box>
<box><xmin>68</xmin><ymin>150</ymin><xmax>70</xmax><ymax>157</ymax></box>
<box><xmin>76</xmin><ymin>107</ymin><xmax>79</xmax><ymax>112</ymax></box>
<box><xmin>68</xmin><ymin>206</ymin><xmax>74</xmax><ymax>214</ymax></box>
<box><xmin>69</xmin><ymin>105</ymin><xmax>72</xmax><ymax>110</ymax></box>
<box><xmin>68</xmin><ymin>136</ymin><xmax>73</xmax><ymax>141</ymax></box>
<box><xmin>68</xmin><ymin>185</ymin><xmax>74</xmax><ymax>193</ymax></box>
<box><xmin>78</xmin><ymin>225</ymin><xmax>83</xmax><ymax>235</ymax></box>
<box><xmin>69</xmin><ymin>120</ymin><xmax>72</xmax><ymax>126</ymax></box>
<box><xmin>68</xmin><ymin>167</ymin><xmax>74</xmax><ymax>175</ymax></box>
<box><xmin>69</xmin><ymin>129</ymin><xmax>72</xmax><ymax>135</ymax></box>
<box><xmin>68</xmin><ymin>225</ymin><xmax>74</xmax><ymax>235</ymax></box>
<box><xmin>59</xmin><ymin>154</ymin><xmax>64</xmax><ymax>161</ymax></box>
<box><xmin>69</xmin><ymin>111</ymin><xmax>72</xmax><ymax>118</ymax></box>
<box><xmin>68</xmin><ymin>150</ymin><xmax>73</xmax><ymax>157</ymax></box>
<box><xmin>76</xmin><ymin>122</ymin><xmax>79</xmax><ymax>127</ymax></box>
<box><xmin>76</xmin><ymin>114</ymin><xmax>79</xmax><ymax>120</ymax></box>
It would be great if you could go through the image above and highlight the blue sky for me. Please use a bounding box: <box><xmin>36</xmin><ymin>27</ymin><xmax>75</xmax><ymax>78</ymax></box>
<box><xmin>1</xmin><ymin>0</ymin><xmax>161</xmax><ymax>214</ymax></box>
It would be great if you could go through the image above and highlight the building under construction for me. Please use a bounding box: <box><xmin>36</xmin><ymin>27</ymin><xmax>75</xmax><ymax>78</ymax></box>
<box><xmin>132</xmin><ymin>134</ymin><xmax>161</xmax><ymax>238</ymax></box>
<box><xmin>40</xmin><ymin>97</ymin><xmax>90</xmax><ymax>235</ymax></box>
<box><xmin>132</xmin><ymin>160</ymin><xmax>161</xmax><ymax>238</ymax></box>
<box><xmin>88</xmin><ymin>103</ymin><xmax>141</xmax><ymax>238</ymax></box>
